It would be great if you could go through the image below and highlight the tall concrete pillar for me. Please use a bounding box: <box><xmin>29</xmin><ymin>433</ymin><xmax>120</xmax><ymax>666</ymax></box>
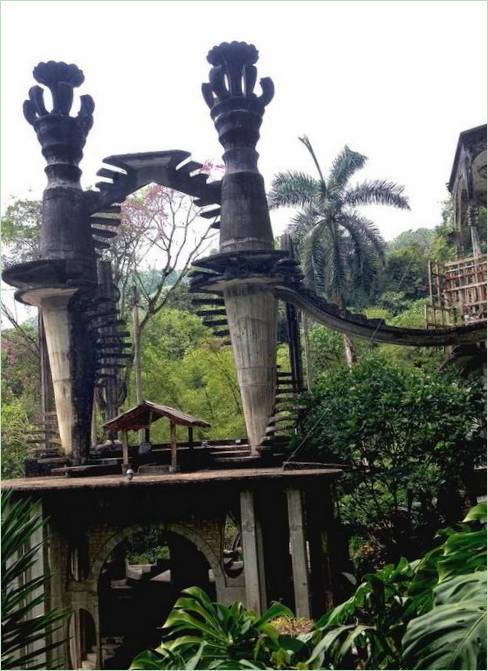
<box><xmin>257</xmin><ymin>489</ymin><xmax>293</xmax><ymax>606</ymax></box>
<box><xmin>240</xmin><ymin>489</ymin><xmax>267</xmax><ymax>614</ymax></box>
<box><xmin>3</xmin><ymin>61</ymin><xmax>98</xmax><ymax>464</ymax></box>
<box><xmin>202</xmin><ymin>42</ymin><xmax>277</xmax><ymax>452</ymax></box>
<box><xmin>306</xmin><ymin>487</ymin><xmax>335</xmax><ymax>616</ymax></box>
<box><xmin>286</xmin><ymin>488</ymin><xmax>311</xmax><ymax>618</ymax></box>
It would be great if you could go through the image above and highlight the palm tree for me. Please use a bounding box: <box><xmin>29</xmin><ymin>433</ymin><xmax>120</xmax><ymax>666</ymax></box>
<box><xmin>269</xmin><ymin>136</ymin><xmax>410</xmax><ymax>367</ymax></box>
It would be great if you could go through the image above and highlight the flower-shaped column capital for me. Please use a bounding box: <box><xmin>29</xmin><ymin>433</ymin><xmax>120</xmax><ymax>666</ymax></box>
<box><xmin>202</xmin><ymin>41</ymin><xmax>274</xmax><ymax>151</ymax></box>
<box><xmin>23</xmin><ymin>61</ymin><xmax>94</xmax><ymax>180</ymax></box>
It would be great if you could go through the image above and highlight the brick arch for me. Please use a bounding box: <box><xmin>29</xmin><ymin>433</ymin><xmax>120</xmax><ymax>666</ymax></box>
<box><xmin>90</xmin><ymin>521</ymin><xmax>225</xmax><ymax>592</ymax></box>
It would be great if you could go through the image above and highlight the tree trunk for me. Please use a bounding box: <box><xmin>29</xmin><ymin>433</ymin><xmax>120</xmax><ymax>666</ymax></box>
<box><xmin>337</xmin><ymin>294</ymin><xmax>356</xmax><ymax>368</ymax></box>
<box><xmin>131</xmin><ymin>286</ymin><xmax>145</xmax><ymax>444</ymax></box>
<box><xmin>342</xmin><ymin>333</ymin><xmax>356</xmax><ymax>368</ymax></box>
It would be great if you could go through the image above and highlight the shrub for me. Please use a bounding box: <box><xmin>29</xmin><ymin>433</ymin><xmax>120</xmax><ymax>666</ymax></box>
<box><xmin>294</xmin><ymin>354</ymin><xmax>485</xmax><ymax>568</ymax></box>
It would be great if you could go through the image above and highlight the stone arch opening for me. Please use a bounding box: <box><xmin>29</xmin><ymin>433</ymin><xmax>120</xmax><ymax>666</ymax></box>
<box><xmin>97</xmin><ymin>525</ymin><xmax>216</xmax><ymax>669</ymax></box>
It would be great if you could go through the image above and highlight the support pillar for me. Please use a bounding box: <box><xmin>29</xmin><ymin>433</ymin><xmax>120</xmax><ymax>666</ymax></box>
<box><xmin>468</xmin><ymin>204</ymin><xmax>482</xmax><ymax>257</ymax></box>
<box><xmin>306</xmin><ymin>487</ymin><xmax>334</xmax><ymax>616</ymax></box>
<box><xmin>240</xmin><ymin>489</ymin><xmax>266</xmax><ymax>614</ymax></box>
<box><xmin>45</xmin><ymin>518</ymin><xmax>70</xmax><ymax>669</ymax></box>
<box><xmin>286</xmin><ymin>488</ymin><xmax>311</xmax><ymax>618</ymax></box>
<box><xmin>258</xmin><ymin>490</ymin><xmax>292</xmax><ymax>606</ymax></box>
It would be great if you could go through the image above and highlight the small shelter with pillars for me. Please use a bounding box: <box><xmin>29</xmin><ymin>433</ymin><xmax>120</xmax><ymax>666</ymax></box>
<box><xmin>103</xmin><ymin>401</ymin><xmax>211</xmax><ymax>472</ymax></box>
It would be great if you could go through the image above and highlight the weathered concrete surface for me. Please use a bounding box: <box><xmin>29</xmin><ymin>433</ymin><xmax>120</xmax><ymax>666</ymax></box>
<box><xmin>287</xmin><ymin>488</ymin><xmax>311</xmax><ymax>618</ymax></box>
<box><xmin>224</xmin><ymin>284</ymin><xmax>277</xmax><ymax>451</ymax></box>
<box><xmin>2</xmin><ymin>466</ymin><xmax>342</xmax><ymax>492</ymax></box>
<box><xmin>41</xmin><ymin>292</ymin><xmax>77</xmax><ymax>455</ymax></box>
<box><xmin>240</xmin><ymin>489</ymin><xmax>267</xmax><ymax>613</ymax></box>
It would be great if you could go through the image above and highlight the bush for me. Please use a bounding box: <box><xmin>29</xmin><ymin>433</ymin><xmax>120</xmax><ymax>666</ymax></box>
<box><xmin>1</xmin><ymin>401</ymin><xmax>35</xmax><ymax>479</ymax></box>
<box><xmin>294</xmin><ymin>354</ymin><xmax>485</xmax><ymax>568</ymax></box>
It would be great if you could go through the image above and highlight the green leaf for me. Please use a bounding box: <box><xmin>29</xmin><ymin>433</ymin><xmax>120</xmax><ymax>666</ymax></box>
<box><xmin>463</xmin><ymin>502</ymin><xmax>487</xmax><ymax>524</ymax></box>
<box><xmin>130</xmin><ymin>649</ymin><xmax>171</xmax><ymax>669</ymax></box>
<box><xmin>1</xmin><ymin>491</ymin><xmax>68</xmax><ymax>670</ymax></box>
<box><xmin>403</xmin><ymin>572</ymin><xmax>487</xmax><ymax>669</ymax></box>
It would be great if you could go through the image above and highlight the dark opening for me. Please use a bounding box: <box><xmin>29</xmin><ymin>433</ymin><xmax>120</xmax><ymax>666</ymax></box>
<box><xmin>98</xmin><ymin>527</ymin><xmax>215</xmax><ymax>669</ymax></box>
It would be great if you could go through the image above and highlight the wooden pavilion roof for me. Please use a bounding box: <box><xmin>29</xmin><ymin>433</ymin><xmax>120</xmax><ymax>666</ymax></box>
<box><xmin>103</xmin><ymin>400</ymin><xmax>211</xmax><ymax>432</ymax></box>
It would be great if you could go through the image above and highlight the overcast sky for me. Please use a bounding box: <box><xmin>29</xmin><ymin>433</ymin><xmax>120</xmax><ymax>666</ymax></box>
<box><xmin>1</xmin><ymin>0</ymin><xmax>486</xmax><ymax>311</ymax></box>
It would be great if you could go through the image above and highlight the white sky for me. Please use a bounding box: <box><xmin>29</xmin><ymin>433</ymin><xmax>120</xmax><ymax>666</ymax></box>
<box><xmin>1</xmin><ymin>0</ymin><xmax>486</xmax><ymax>321</ymax></box>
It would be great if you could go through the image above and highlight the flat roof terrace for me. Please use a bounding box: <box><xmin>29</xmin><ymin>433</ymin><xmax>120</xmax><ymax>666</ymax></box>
<box><xmin>2</xmin><ymin>466</ymin><xmax>342</xmax><ymax>493</ymax></box>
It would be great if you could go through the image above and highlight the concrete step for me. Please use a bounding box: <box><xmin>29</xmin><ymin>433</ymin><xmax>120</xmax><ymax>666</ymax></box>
<box><xmin>208</xmin><ymin>443</ymin><xmax>249</xmax><ymax>453</ymax></box>
<box><xmin>81</xmin><ymin>651</ymin><xmax>97</xmax><ymax>669</ymax></box>
<box><xmin>210</xmin><ymin>448</ymin><xmax>251</xmax><ymax>458</ymax></box>
<box><xmin>212</xmin><ymin>456</ymin><xmax>262</xmax><ymax>469</ymax></box>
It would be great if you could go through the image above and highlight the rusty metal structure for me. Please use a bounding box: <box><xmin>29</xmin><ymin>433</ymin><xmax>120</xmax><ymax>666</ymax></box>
<box><xmin>3</xmin><ymin>43</ymin><xmax>487</xmax><ymax>669</ymax></box>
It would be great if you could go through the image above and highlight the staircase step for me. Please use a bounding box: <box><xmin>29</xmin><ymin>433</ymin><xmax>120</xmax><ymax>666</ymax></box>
<box><xmin>210</xmin><ymin>445</ymin><xmax>250</xmax><ymax>451</ymax></box>
<box><xmin>210</xmin><ymin>449</ymin><xmax>250</xmax><ymax>458</ymax></box>
<box><xmin>191</xmin><ymin>297</ymin><xmax>225</xmax><ymax>306</ymax></box>
<box><xmin>196</xmin><ymin>309</ymin><xmax>227</xmax><ymax>317</ymax></box>
<box><xmin>213</xmin><ymin>454</ymin><xmax>259</xmax><ymax>463</ymax></box>
<box><xmin>204</xmin><ymin>318</ymin><xmax>228</xmax><ymax>327</ymax></box>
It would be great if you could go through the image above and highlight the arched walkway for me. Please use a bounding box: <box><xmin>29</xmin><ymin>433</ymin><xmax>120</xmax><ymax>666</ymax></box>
<box><xmin>94</xmin><ymin>523</ymin><xmax>221</xmax><ymax>669</ymax></box>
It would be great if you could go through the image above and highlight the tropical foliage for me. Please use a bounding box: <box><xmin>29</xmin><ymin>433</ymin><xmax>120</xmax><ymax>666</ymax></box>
<box><xmin>131</xmin><ymin>588</ymin><xmax>297</xmax><ymax>670</ymax></box>
<box><xmin>130</xmin><ymin>504</ymin><xmax>486</xmax><ymax>670</ymax></box>
<box><xmin>314</xmin><ymin>502</ymin><xmax>486</xmax><ymax>669</ymax></box>
<box><xmin>295</xmin><ymin>354</ymin><xmax>485</xmax><ymax>571</ymax></box>
<box><xmin>1</xmin><ymin>491</ymin><xmax>68</xmax><ymax>669</ymax></box>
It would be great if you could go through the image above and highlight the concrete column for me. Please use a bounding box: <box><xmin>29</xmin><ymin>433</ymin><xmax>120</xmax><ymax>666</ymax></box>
<box><xmin>225</xmin><ymin>285</ymin><xmax>277</xmax><ymax>452</ymax></box>
<box><xmin>240</xmin><ymin>489</ymin><xmax>267</xmax><ymax>613</ymax></box>
<box><xmin>257</xmin><ymin>490</ymin><xmax>293</xmax><ymax>606</ymax></box>
<box><xmin>41</xmin><ymin>292</ymin><xmax>77</xmax><ymax>456</ymax></box>
<box><xmin>468</xmin><ymin>204</ymin><xmax>482</xmax><ymax>257</ymax></box>
<box><xmin>306</xmin><ymin>488</ymin><xmax>335</xmax><ymax>616</ymax></box>
<box><xmin>286</xmin><ymin>488</ymin><xmax>311</xmax><ymax>618</ymax></box>
<box><xmin>45</xmin><ymin>519</ymin><xmax>71</xmax><ymax>669</ymax></box>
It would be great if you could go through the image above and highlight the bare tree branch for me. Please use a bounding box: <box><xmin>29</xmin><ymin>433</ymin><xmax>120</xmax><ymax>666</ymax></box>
<box><xmin>1</xmin><ymin>304</ymin><xmax>40</xmax><ymax>357</ymax></box>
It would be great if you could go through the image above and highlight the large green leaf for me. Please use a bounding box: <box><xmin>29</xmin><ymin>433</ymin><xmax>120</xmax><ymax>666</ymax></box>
<box><xmin>438</xmin><ymin>528</ymin><xmax>486</xmax><ymax>581</ymax></box>
<box><xmin>463</xmin><ymin>502</ymin><xmax>486</xmax><ymax>524</ymax></box>
<box><xmin>402</xmin><ymin>572</ymin><xmax>487</xmax><ymax>669</ymax></box>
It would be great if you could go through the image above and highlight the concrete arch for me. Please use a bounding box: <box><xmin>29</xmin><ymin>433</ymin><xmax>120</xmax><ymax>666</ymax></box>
<box><xmin>91</xmin><ymin>521</ymin><xmax>225</xmax><ymax>593</ymax></box>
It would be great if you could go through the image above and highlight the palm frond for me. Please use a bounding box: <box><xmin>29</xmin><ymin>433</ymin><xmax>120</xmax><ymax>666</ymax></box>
<box><xmin>301</xmin><ymin>235</ymin><xmax>321</xmax><ymax>292</ymax></box>
<box><xmin>340</xmin><ymin>212</ymin><xmax>386</xmax><ymax>260</ymax></box>
<box><xmin>328</xmin><ymin>145</ymin><xmax>367</xmax><ymax>191</ymax></box>
<box><xmin>1</xmin><ymin>491</ymin><xmax>68</xmax><ymax>670</ymax></box>
<box><xmin>268</xmin><ymin>171</ymin><xmax>319</xmax><ymax>209</ymax></box>
<box><xmin>299</xmin><ymin>135</ymin><xmax>326</xmax><ymax>186</ymax></box>
<box><xmin>287</xmin><ymin>206</ymin><xmax>319</xmax><ymax>246</ymax></box>
<box><xmin>325</xmin><ymin>223</ymin><xmax>348</xmax><ymax>304</ymax></box>
<box><xmin>344</xmin><ymin>180</ymin><xmax>410</xmax><ymax>210</ymax></box>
